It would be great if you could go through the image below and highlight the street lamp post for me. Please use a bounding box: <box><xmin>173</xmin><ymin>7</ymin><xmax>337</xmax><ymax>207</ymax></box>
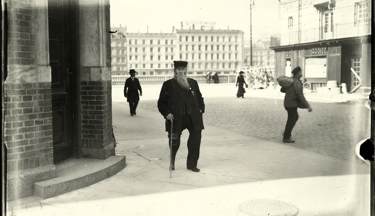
<box><xmin>250</xmin><ymin>0</ymin><xmax>255</xmax><ymax>67</ymax></box>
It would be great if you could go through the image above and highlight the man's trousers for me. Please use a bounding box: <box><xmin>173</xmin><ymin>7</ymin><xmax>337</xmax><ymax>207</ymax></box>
<box><xmin>283</xmin><ymin>107</ymin><xmax>299</xmax><ymax>139</ymax></box>
<box><xmin>168</xmin><ymin>114</ymin><xmax>202</xmax><ymax>169</ymax></box>
<box><xmin>128</xmin><ymin>99</ymin><xmax>139</xmax><ymax>115</ymax></box>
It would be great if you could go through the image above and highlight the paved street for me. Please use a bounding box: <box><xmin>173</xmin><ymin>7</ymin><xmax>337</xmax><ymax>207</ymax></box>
<box><xmin>10</xmin><ymin>84</ymin><xmax>370</xmax><ymax>216</ymax></box>
<box><xmin>11</xmin><ymin>98</ymin><xmax>370</xmax><ymax>216</ymax></box>
<box><xmin>138</xmin><ymin>96</ymin><xmax>370</xmax><ymax>161</ymax></box>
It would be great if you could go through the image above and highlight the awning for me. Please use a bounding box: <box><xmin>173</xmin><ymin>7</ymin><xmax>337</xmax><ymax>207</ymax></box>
<box><xmin>270</xmin><ymin>35</ymin><xmax>370</xmax><ymax>51</ymax></box>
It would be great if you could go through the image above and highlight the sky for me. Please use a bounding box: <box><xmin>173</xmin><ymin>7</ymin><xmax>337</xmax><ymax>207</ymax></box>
<box><xmin>110</xmin><ymin>0</ymin><xmax>280</xmax><ymax>42</ymax></box>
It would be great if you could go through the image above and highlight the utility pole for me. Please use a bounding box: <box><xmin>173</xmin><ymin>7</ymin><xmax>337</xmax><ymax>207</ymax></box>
<box><xmin>250</xmin><ymin>0</ymin><xmax>255</xmax><ymax>67</ymax></box>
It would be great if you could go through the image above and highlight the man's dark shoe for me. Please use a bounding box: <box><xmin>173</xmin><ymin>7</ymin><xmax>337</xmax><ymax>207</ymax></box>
<box><xmin>283</xmin><ymin>138</ymin><xmax>295</xmax><ymax>143</ymax></box>
<box><xmin>187</xmin><ymin>167</ymin><xmax>200</xmax><ymax>172</ymax></box>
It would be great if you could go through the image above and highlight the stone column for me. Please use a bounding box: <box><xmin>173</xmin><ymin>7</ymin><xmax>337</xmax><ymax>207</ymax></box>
<box><xmin>79</xmin><ymin>0</ymin><xmax>114</xmax><ymax>159</ymax></box>
<box><xmin>360</xmin><ymin>41</ymin><xmax>371</xmax><ymax>89</ymax></box>
<box><xmin>4</xmin><ymin>0</ymin><xmax>56</xmax><ymax>200</ymax></box>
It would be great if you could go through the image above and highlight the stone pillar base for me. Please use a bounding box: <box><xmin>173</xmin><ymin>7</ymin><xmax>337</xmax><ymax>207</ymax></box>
<box><xmin>81</xmin><ymin>142</ymin><xmax>115</xmax><ymax>159</ymax></box>
<box><xmin>7</xmin><ymin>165</ymin><xmax>56</xmax><ymax>201</ymax></box>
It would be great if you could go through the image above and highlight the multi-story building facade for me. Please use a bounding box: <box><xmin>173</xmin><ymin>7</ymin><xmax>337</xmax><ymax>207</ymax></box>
<box><xmin>111</xmin><ymin>25</ymin><xmax>244</xmax><ymax>80</ymax></box>
<box><xmin>126</xmin><ymin>33</ymin><xmax>177</xmax><ymax>76</ymax></box>
<box><xmin>111</xmin><ymin>28</ymin><xmax>127</xmax><ymax>76</ymax></box>
<box><xmin>244</xmin><ymin>39</ymin><xmax>276</xmax><ymax>67</ymax></box>
<box><xmin>272</xmin><ymin>0</ymin><xmax>371</xmax><ymax>92</ymax></box>
<box><xmin>176</xmin><ymin>29</ymin><xmax>244</xmax><ymax>76</ymax></box>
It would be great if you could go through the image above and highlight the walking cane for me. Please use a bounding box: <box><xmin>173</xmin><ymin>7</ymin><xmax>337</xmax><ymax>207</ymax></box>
<box><xmin>169</xmin><ymin>119</ymin><xmax>174</xmax><ymax>178</ymax></box>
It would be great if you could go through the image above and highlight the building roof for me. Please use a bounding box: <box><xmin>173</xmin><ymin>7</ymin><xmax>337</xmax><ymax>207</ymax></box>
<box><xmin>126</xmin><ymin>33</ymin><xmax>177</xmax><ymax>38</ymax></box>
<box><xmin>176</xmin><ymin>29</ymin><xmax>244</xmax><ymax>34</ymax></box>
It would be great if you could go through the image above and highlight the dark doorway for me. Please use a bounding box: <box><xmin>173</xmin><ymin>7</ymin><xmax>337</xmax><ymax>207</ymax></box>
<box><xmin>341</xmin><ymin>43</ymin><xmax>361</xmax><ymax>92</ymax></box>
<box><xmin>48</xmin><ymin>0</ymin><xmax>78</xmax><ymax>163</ymax></box>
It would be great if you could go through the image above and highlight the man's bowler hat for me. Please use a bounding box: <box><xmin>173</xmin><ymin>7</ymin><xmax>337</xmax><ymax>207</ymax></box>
<box><xmin>129</xmin><ymin>69</ymin><xmax>136</xmax><ymax>74</ymax></box>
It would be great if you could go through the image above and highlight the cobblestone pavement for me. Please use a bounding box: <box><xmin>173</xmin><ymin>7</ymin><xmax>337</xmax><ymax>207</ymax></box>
<box><xmin>138</xmin><ymin>97</ymin><xmax>370</xmax><ymax>160</ymax></box>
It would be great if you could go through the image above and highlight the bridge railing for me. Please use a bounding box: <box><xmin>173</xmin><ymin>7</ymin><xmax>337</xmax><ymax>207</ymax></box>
<box><xmin>112</xmin><ymin>74</ymin><xmax>238</xmax><ymax>85</ymax></box>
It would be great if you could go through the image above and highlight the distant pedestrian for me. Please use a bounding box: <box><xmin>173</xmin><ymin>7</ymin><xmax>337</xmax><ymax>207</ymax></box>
<box><xmin>158</xmin><ymin>60</ymin><xmax>205</xmax><ymax>172</ymax></box>
<box><xmin>281</xmin><ymin>66</ymin><xmax>312</xmax><ymax>143</ymax></box>
<box><xmin>213</xmin><ymin>72</ymin><xmax>219</xmax><ymax>83</ymax></box>
<box><xmin>206</xmin><ymin>72</ymin><xmax>212</xmax><ymax>83</ymax></box>
<box><xmin>236</xmin><ymin>71</ymin><xmax>248</xmax><ymax>98</ymax></box>
<box><xmin>124</xmin><ymin>69</ymin><xmax>142</xmax><ymax>116</ymax></box>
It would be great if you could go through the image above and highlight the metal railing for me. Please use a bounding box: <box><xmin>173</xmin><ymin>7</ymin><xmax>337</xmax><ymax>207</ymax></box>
<box><xmin>112</xmin><ymin>74</ymin><xmax>238</xmax><ymax>85</ymax></box>
<box><xmin>112</xmin><ymin>66</ymin><xmax>275</xmax><ymax>85</ymax></box>
<box><xmin>350</xmin><ymin>67</ymin><xmax>362</xmax><ymax>93</ymax></box>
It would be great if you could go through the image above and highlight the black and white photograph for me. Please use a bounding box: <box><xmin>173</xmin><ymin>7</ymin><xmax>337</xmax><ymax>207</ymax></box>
<box><xmin>1</xmin><ymin>0</ymin><xmax>374</xmax><ymax>215</ymax></box>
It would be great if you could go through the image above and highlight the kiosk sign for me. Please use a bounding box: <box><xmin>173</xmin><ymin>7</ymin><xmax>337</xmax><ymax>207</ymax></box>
<box><xmin>305</xmin><ymin>47</ymin><xmax>328</xmax><ymax>57</ymax></box>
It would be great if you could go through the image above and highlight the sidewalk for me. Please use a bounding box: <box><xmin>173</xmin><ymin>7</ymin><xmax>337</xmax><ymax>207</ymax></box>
<box><xmin>112</xmin><ymin>83</ymin><xmax>369</xmax><ymax>103</ymax></box>
<box><xmin>12</xmin><ymin>175</ymin><xmax>370</xmax><ymax>216</ymax></box>
<box><xmin>9</xmin><ymin>102</ymin><xmax>370</xmax><ymax>216</ymax></box>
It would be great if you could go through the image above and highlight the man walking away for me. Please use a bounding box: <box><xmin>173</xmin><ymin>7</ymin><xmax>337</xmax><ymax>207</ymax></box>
<box><xmin>124</xmin><ymin>69</ymin><xmax>142</xmax><ymax>116</ymax></box>
<box><xmin>157</xmin><ymin>60</ymin><xmax>205</xmax><ymax>172</ymax></box>
<box><xmin>282</xmin><ymin>66</ymin><xmax>312</xmax><ymax>143</ymax></box>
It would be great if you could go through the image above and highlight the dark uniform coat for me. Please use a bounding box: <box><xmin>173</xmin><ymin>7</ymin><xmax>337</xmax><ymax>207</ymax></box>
<box><xmin>124</xmin><ymin>77</ymin><xmax>142</xmax><ymax>102</ymax></box>
<box><xmin>158</xmin><ymin>78</ymin><xmax>205</xmax><ymax>133</ymax></box>
<box><xmin>283</xmin><ymin>79</ymin><xmax>309</xmax><ymax>109</ymax></box>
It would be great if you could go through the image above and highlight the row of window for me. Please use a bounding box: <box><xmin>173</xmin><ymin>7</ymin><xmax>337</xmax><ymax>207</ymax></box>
<box><xmin>113</xmin><ymin>57</ymin><xmax>126</xmax><ymax>63</ymax></box>
<box><xmin>127</xmin><ymin>55</ymin><xmax>174</xmax><ymax>61</ymax></box>
<box><xmin>113</xmin><ymin>70</ymin><xmax>233</xmax><ymax>76</ymax></box>
<box><xmin>128</xmin><ymin>39</ymin><xmax>175</xmax><ymax>45</ymax></box>
<box><xmin>287</xmin><ymin>1</ymin><xmax>370</xmax><ymax>30</ymax></box>
<box><xmin>113</xmin><ymin>51</ymin><xmax>243</xmax><ymax>59</ymax></box>
<box><xmin>113</xmin><ymin>50</ymin><xmax>126</xmax><ymax>55</ymax></box>
<box><xmin>112</xmin><ymin>52</ymin><xmax>241</xmax><ymax>63</ymax></box>
<box><xmin>179</xmin><ymin>35</ymin><xmax>239</xmax><ymax>43</ymax></box>
<box><xmin>130</xmin><ymin>47</ymin><xmax>174</xmax><ymax>53</ymax></box>
<box><xmin>179</xmin><ymin>44</ymin><xmax>239</xmax><ymax>52</ymax></box>
<box><xmin>113</xmin><ymin>43</ymin><xmax>242</xmax><ymax>51</ymax></box>
<box><xmin>125</xmin><ymin>63</ymin><xmax>174</xmax><ymax>69</ymax></box>
<box><xmin>112</xmin><ymin>47</ymin><xmax>175</xmax><ymax>53</ymax></box>
<box><xmin>112</xmin><ymin>41</ymin><xmax>126</xmax><ymax>47</ymax></box>
<box><xmin>178</xmin><ymin>53</ymin><xmax>240</xmax><ymax>60</ymax></box>
<box><xmin>112</xmin><ymin>43</ymin><xmax>240</xmax><ymax>52</ymax></box>
<box><xmin>354</xmin><ymin>0</ymin><xmax>370</xmax><ymax>24</ymax></box>
<box><xmin>113</xmin><ymin>62</ymin><xmax>239</xmax><ymax>70</ymax></box>
<box><xmin>112</xmin><ymin>35</ymin><xmax>241</xmax><ymax>46</ymax></box>
<box><xmin>112</xmin><ymin>41</ymin><xmax>240</xmax><ymax>47</ymax></box>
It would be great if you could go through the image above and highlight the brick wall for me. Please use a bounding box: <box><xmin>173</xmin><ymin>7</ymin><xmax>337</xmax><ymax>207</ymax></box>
<box><xmin>4</xmin><ymin>83</ymin><xmax>54</xmax><ymax>172</ymax></box>
<box><xmin>6</xmin><ymin>0</ymin><xmax>35</xmax><ymax>65</ymax></box>
<box><xmin>4</xmin><ymin>0</ymin><xmax>57</xmax><ymax>200</ymax></box>
<box><xmin>4</xmin><ymin>83</ymin><xmax>56</xmax><ymax>200</ymax></box>
<box><xmin>81</xmin><ymin>80</ymin><xmax>114</xmax><ymax>159</ymax></box>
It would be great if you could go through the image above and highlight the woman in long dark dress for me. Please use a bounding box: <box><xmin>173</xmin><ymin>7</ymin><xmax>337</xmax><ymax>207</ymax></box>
<box><xmin>236</xmin><ymin>71</ymin><xmax>248</xmax><ymax>98</ymax></box>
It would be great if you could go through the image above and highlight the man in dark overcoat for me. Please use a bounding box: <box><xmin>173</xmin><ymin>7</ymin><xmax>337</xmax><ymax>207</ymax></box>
<box><xmin>282</xmin><ymin>66</ymin><xmax>312</xmax><ymax>143</ymax></box>
<box><xmin>157</xmin><ymin>61</ymin><xmax>205</xmax><ymax>172</ymax></box>
<box><xmin>124</xmin><ymin>69</ymin><xmax>142</xmax><ymax>116</ymax></box>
